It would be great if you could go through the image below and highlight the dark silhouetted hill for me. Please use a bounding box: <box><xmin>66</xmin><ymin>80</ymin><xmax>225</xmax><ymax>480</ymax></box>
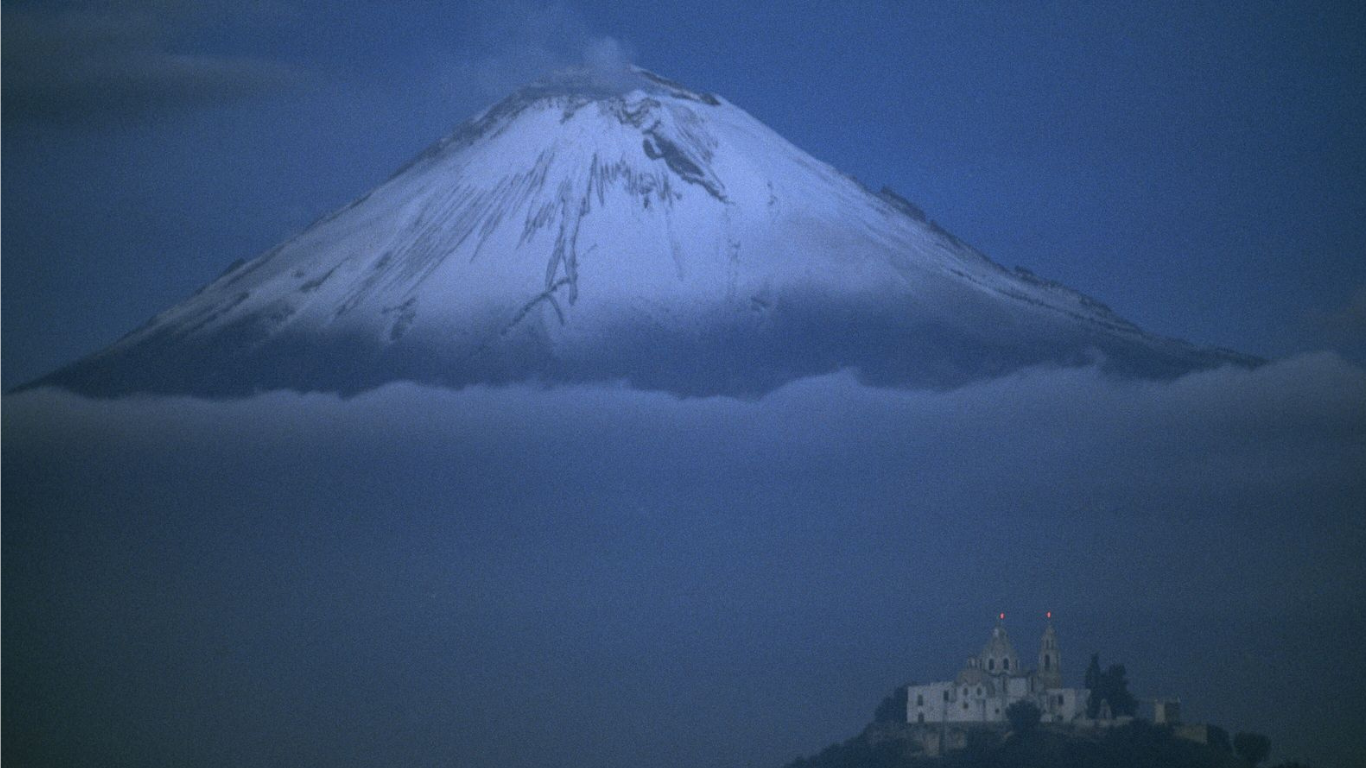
<box><xmin>785</xmin><ymin>719</ymin><xmax>1251</xmax><ymax>768</ymax></box>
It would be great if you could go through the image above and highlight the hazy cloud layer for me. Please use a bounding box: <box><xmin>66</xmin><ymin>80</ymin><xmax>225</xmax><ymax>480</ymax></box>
<box><xmin>5</xmin><ymin>354</ymin><xmax>1364</xmax><ymax>767</ymax></box>
<box><xmin>2</xmin><ymin>1</ymin><xmax>303</xmax><ymax>121</ymax></box>
<box><xmin>1306</xmin><ymin>283</ymin><xmax>1366</xmax><ymax>365</ymax></box>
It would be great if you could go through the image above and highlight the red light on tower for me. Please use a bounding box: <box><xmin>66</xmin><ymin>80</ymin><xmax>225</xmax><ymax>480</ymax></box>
<box><xmin>1046</xmin><ymin>611</ymin><xmax>1052</xmax><ymax>619</ymax></box>
<box><xmin>998</xmin><ymin>612</ymin><xmax>1005</xmax><ymax>621</ymax></box>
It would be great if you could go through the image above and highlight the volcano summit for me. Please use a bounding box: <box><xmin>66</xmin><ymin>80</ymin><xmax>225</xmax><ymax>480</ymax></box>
<box><xmin>29</xmin><ymin>68</ymin><xmax>1252</xmax><ymax>397</ymax></box>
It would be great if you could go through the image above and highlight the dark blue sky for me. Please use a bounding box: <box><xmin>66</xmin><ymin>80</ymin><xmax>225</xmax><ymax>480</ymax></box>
<box><xmin>4</xmin><ymin>0</ymin><xmax>1365</xmax><ymax>387</ymax></box>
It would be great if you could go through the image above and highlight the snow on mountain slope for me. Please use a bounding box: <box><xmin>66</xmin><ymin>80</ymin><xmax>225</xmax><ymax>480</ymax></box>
<box><xmin>29</xmin><ymin>68</ymin><xmax>1254</xmax><ymax>398</ymax></box>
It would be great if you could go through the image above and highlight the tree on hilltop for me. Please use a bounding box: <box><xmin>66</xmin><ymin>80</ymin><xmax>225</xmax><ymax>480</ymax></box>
<box><xmin>1084</xmin><ymin>655</ymin><xmax>1136</xmax><ymax>718</ymax></box>
<box><xmin>1101</xmin><ymin>664</ymin><xmax>1137</xmax><ymax>716</ymax></box>
<box><xmin>1234</xmin><ymin>731</ymin><xmax>1271</xmax><ymax>766</ymax></box>
<box><xmin>872</xmin><ymin>685</ymin><xmax>908</xmax><ymax>723</ymax></box>
<box><xmin>1084</xmin><ymin>654</ymin><xmax>1102</xmax><ymax>689</ymax></box>
<box><xmin>1005</xmin><ymin>700</ymin><xmax>1041</xmax><ymax>735</ymax></box>
<box><xmin>1208</xmin><ymin>725</ymin><xmax>1232</xmax><ymax>753</ymax></box>
<box><xmin>1084</xmin><ymin>654</ymin><xmax>1103</xmax><ymax>717</ymax></box>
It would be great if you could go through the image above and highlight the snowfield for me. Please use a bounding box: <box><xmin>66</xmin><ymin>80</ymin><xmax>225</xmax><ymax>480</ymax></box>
<box><xmin>31</xmin><ymin>68</ymin><xmax>1253</xmax><ymax>397</ymax></box>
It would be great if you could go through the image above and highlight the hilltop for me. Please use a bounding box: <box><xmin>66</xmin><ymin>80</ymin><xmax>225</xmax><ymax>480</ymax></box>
<box><xmin>787</xmin><ymin>718</ymin><xmax>1253</xmax><ymax>768</ymax></box>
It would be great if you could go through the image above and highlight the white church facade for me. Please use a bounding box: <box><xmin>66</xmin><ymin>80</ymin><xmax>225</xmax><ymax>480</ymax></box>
<box><xmin>906</xmin><ymin>615</ymin><xmax>1090</xmax><ymax>726</ymax></box>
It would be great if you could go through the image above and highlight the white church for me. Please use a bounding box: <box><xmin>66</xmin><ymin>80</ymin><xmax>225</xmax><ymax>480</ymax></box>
<box><xmin>906</xmin><ymin>614</ymin><xmax>1091</xmax><ymax>726</ymax></box>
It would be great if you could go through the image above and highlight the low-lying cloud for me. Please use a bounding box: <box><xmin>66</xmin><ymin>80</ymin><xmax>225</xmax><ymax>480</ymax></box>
<box><xmin>4</xmin><ymin>354</ymin><xmax>1364</xmax><ymax>767</ymax></box>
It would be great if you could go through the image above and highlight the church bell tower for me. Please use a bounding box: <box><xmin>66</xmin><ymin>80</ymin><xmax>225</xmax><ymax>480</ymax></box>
<box><xmin>1037</xmin><ymin>613</ymin><xmax>1063</xmax><ymax>689</ymax></box>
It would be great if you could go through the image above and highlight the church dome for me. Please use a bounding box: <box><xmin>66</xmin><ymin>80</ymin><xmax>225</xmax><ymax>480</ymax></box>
<box><xmin>978</xmin><ymin>617</ymin><xmax>1022</xmax><ymax>674</ymax></box>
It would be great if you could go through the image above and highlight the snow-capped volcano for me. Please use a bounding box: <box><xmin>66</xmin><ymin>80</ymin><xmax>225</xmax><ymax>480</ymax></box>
<box><xmin>30</xmin><ymin>67</ymin><xmax>1252</xmax><ymax>397</ymax></box>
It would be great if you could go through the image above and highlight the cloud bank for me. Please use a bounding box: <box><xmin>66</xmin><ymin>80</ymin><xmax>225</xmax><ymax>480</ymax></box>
<box><xmin>4</xmin><ymin>354</ymin><xmax>1364</xmax><ymax>767</ymax></box>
